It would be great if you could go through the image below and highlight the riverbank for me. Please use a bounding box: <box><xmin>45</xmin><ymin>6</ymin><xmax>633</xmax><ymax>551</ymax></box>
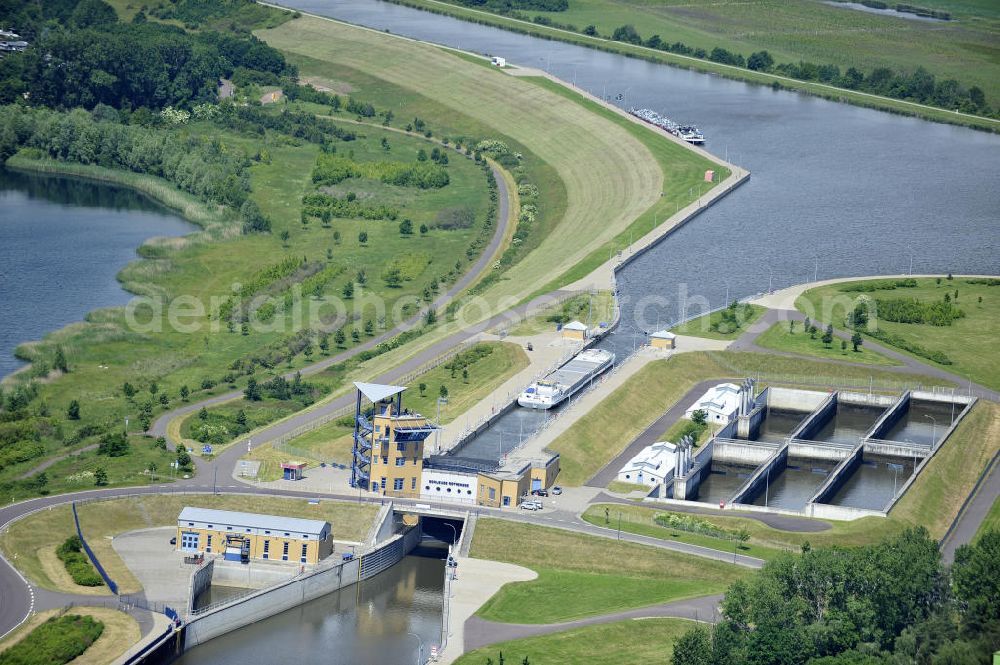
<box><xmin>5</xmin><ymin>155</ymin><xmax>230</xmax><ymax>231</ymax></box>
<box><xmin>369</xmin><ymin>0</ymin><xmax>1000</xmax><ymax>133</ymax></box>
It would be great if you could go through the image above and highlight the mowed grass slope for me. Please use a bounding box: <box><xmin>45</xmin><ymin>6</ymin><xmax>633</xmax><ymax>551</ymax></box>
<box><xmin>453</xmin><ymin>617</ymin><xmax>696</xmax><ymax>665</ymax></box>
<box><xmin>469</xmin><ymin>519</ymin><xmax>743</xmax><ymax>623</ymax></box>
<box><xmin>260</xmin><ymin>16</ymin><xmax>715</xmax><ymax>307</ymax></box>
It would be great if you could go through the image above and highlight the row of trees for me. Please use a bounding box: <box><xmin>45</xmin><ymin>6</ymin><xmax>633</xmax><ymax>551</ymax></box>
<box><xmin>588</xmin><ymin>23</ymin><xmax>991</xmax><ymax>115</ymax></box>
<box><xmin>0</xmin><ymin>105</ymin><xmax>252</xmax><ymax>208</ymax></box>
<box><xmin>672</xmin><ymin>528</ymin><xmax>1000</xmax><ymax>665</ymax></box>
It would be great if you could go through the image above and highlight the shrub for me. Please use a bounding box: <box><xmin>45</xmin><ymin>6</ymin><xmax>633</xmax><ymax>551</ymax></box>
<box><xmin>0</xmin><ymin>614</ymin><xmax>104</xmax><ymax>665</ymax></box>
<box><xmin>56</xmin><ymin>536</ymin><xmax>105</xmax><ymax>587</ymax></box>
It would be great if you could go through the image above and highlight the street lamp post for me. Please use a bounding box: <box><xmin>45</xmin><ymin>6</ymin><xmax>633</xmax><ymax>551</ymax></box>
<box><xmin>405</xmin><ymin>632</ymin><xmax>424</xmax><ymax>665</ymax></box>
<box><xmin>443</xmin><ymin>522</ymin><xmax>458</xmax><ymax>547</ymax></box>
<box><xmin>924</xmin><ymin>414</ymin><xmax>937</xmax><ymax>445</ymax></box>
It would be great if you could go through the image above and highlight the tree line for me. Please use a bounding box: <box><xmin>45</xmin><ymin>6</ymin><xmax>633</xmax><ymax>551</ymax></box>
<box><xmin>672</xmin><ymin>528</ymin><xmax>1000</xmax><ymax>665</ymax></box>
<box><xmin>0</xmin><ymin>0</ymin><xmax>294</xmax><ymax>111</ymax></box>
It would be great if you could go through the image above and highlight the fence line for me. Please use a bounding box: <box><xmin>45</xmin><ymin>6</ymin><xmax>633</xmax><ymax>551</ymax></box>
<box><xmin>71</xmin><ymin>501</ymin><xmax>118</xmax><ymax>595</ymax></box>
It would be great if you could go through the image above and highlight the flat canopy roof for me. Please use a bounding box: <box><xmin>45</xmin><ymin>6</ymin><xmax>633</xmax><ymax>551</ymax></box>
<box><xmin>354</xmin><ymin>382</ymin><xmax>407</xmax><ymax>403</ymax></box>
<box><xmin>651</xmin><ymin>329</ymin><xmax>676</xmax><ymax>339</ymax></box>
<box><xmin>562</xmin><ymin>320</ymin><xmax>588</xmax><ymax>331</ymax></box>
<box><xmin>178</xmin><ymin>507</ymin><xmax>328</xmax><ymax>536</ymax></box>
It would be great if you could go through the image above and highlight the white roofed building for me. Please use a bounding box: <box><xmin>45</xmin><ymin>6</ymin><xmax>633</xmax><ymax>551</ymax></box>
<box><xmin>616</xmin><ymin>441</ymin><xmax>677</xmax><ymax>487</ymax></box>
<box><xmin>684</xmin><ymin>382</ymin><xmax>742</xmax><ymax>423</ymax></box>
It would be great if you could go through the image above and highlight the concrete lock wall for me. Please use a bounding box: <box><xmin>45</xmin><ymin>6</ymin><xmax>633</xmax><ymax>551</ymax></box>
<box><xmin>767</xmin><ymin>387</ymin><xmax>829</xmax><ymax>412</ymax></box>
<box><xmin>184</xmin><ymin>528</ymin><xmax>419</xmax><ymax>649</ymax></box>
<box><xmin>866</xmin><ymin>392</ymin><xmax>912</xmax><ymax>440</ymax></box>
<box><xmin>790</xmin><ymin>393</ymin><xmax>838</xmax><ymax>441</ymax></box>
<box><xmin>187</xmin><ymin>558</ymin><xmax>214</xmax><ymax>615</ymax></box>
<box><xmin>737</xmin><ymin>406</ymin><xmax>765</xmax><ymax>440</ymax></box>
<box><xmin>809</xmin><ymin>444</ymin><xmax>865</xmax><ymax>505</ymax></box>
<box><xmin>732</xmin><ymin>443</ymin><xmax>789</xmax><ymax>505</ymax></box>
<box><xmin>713</xmin><ymin>440</ymin><xmax>779</xmax><ymax>466</ymax></box>
<box><xmin>787</xmin><ymin>440</ymin><xmax>856</xmax><ymax>462</ymax></box>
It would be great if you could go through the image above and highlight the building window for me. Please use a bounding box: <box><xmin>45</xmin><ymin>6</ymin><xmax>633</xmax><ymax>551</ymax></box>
<box><xmin>282</xmin><ymin>542</ymin><xmax>289</xmax><ymax>561</ymax></box>
<box><xmin>425</xmin><ymin>485</ymin><xmax>430</xmax><ymax>491</ymax></box>
<box><xmin>265</xmin><ymin>530</ymin><xmax>271</xmax><ymax>535</ymax></box>
<box><xmin>397</xmin><ymin>442</ymin><xmax>406</xmax><ymax>452</ymax></box>
<box><xmin>207</xmin><ymin>525</ymin><xmax>213</xmax><ymax>529</ymax></box>
<box><xmin>263</xmin><ymin>540</ymin><xmax>270</xmax><ymax>560</ymax></box>
<box><xmin>411</xmin><ymin>477</ymin><xmax>417</xmax><ymax>490</ymax></box>
<box><xmin>380</xmin><ymin>477</ymin><xmax>387</xmax><ymax>489</ymax></box>
<box><xmin>467</xmin><ymin>490</ymin><xmax>472</xmax><ymax>495</ymax></box>
<box><xmin>301</xmin><ymin>543</ymin><xmax>308</xmax><ymax>563</ymax></box>
<box><xmin>412</xmin><ymin>458</ymin><xmax>418</xmax><ymax>465</ymax></box>
<box><xmin>394</xmin><ymin>478</ymin><xmax>404</xmax><ymax>491</ymax></box>
<box><xmin>180</xmin><ymin>532</ymin><xmax>200</xmax><ymax>551</ymax></box>
<box><xmin>447</xmin><ymin>488</ymin><xmax>452</xmax><ymax>493</ymax></box>
<box><xmin>382</xmin><ymin>457</ymin><xmax>388</xmax><ymax>465</ymax></box>
<box><xmin>227</xmin><ymin>526</ymin><xmax>232</xmax><ymax>531</ymax></box>
<box><xmin>502</xmin><ymin>496</ymin><xmax>510</xmax><ymax>507</ymax></box>
<box><xmin>207</xmin><ymin>535</ymin><xmax>213</xmax><ymax>552</ymax></box>
<box><xmin>488</xmin><ymin>488</ymin><xmax>496</xmax><ymax>501</ymax></box>
<box><xmin>396</xmin><ymin>458</ymin><xmax>406</xmax><ymax>466</ymax></box>
<box><xmin>284</xmin><ymin>532</ymin><xmax>290</xmax><ymax>537</ymax></box>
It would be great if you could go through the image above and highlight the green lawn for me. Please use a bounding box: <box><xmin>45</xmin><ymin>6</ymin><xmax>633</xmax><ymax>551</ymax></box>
<box><xmin>976</xmin><ymin>495</ymin><xmax>1000</xmax><ymax>542</ymax></box>
<box><xmin>548</xmin><ymin>350</ymin><xmax>955</xmax><ymax>486</ymax></box>
<box><xmin>0</xmin><ymin>494</ymin><xmax>377</xmax><ymax>594</ymax></box>
<box><xmin>670</xmin><ymin>304</ymin><xmax>766</xmax><ymax>340</ymax></box>
<box><xmin>755</xmin><ymin>322</ymin><xmax>901</xmax><ymax>366</ymax></box>
<box><xmin>606</xmin><ymin>480</ymin><xmax>649</xmax><ymax>494</ymax></box>
<box><xmin>385</xmin><ymin>0</ymin><xmax>1000</xmax><ymax>121</ymax></box>
<box><xmin>796</xmin><ymin>277</ymin><xmax>1000</xmax><ymax>390</ymax></box>
<box><xmin>469</xmin><ymin>519</ymin><xmax>744</xmax><ymax>623</ymax></box>
<box><xmin>453</xmin><ymin>618</ymin><xmax>696</xmax><ymax>665</ymax></box>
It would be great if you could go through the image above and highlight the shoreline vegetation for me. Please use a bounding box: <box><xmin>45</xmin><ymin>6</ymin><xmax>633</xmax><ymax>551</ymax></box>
<box><xmin>362</xmin><ymin>0</ymin><xmax>1000</xmax><ymax>133</ymax></box>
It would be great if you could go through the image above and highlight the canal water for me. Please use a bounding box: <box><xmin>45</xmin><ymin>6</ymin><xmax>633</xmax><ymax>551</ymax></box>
<box><xmin>274</xmin><ymin>0</ymin><xmax>1000</xmax><ymax>360</ymax></box>
<box><xmin>882</xmin><ymin>400</ymin><xmax>955</xmax><ymax>446</ymax></box>
<box><xmin>749</xmin><ymin>457</ymin><xmax>839</xmax><ymax>510</ymax></box>
<box><xmin>176</xmin><ymin>547</ymin><xmax>447</xmax><ymax>665</ymax></box>
<box><xmin>694</xmin><ymin>461</ymin><xmax>757</xmax><ymax>504</ymax></box>
<box><xmin>811</xmin><ymin>404</ymin><xmax>885</xmax><ymax>445</ymax></box>
<box><xmin>753</xmin><ymin>409</ymin><xmax>809</xmax><ymax>444</ymax></box>
<box><xmin>0</xmin><ymin>167</ymin><xmax>195</xmax><ymax>378</ymax></box>
<box><xmin>828</xmin><ymin>455</ymin><xmax>917</xmax><ymax>510</ymax></box>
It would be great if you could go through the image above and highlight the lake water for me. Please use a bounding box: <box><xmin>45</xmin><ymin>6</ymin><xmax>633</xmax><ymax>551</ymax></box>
<box><xmin>0</xmin><ymin>167</ymin><xmax>195</xmax><ymax>378</ymax></box>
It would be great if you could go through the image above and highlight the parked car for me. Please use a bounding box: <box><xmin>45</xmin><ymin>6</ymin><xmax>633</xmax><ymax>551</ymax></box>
<box><xmin>169</xmin><ymin>536</ymin><xmax>176</xmax><ymax>545</ymax></box>
<box><xmin>519</xmin><ymin>500</ymin><xmax>540</xmax><ymax>510</ymax></box>
<box><xmin>531</xmin><ymin>488</ymin><xmax>549</xmax><ymax>497</ymax></box>
<box><xmin>551</xmin><ymin>486</ymin><xmax>563</xmax><ymax>495</ymax></box>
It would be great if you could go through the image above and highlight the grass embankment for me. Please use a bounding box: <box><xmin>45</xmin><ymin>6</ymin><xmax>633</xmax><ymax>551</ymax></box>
<box><xmin>244</xmin><ymin>341</ymin><xmax>527</xmax><ymax>477</ymax></box>
<box><xmin>453</xmin><ymin>618</ymin><xmax>696</xmax><ymax>665</ymax></box>
<box><xmin>755</xmin><ymin>322</ymin><xmax>901</xmax><ymax>366</ymax></box>
<box><xmin>548</xmin><ymin>351</ymin><xmax>955</xmax><ymax>486</ymax></box>
<box><xmin>606</xmin><ymin>480</ymin><xmax>649</xmax><ymax>494</ymax></box>
<box><xmin>259</xmin><ymin>16</ymin><xmax>721</xmax><ymax>309</ymax></box>
<box><xmin>507</xmin><ymin>291</ymin><xmax>615</xmax><ymax>337</ymax></box>
<box><xmin>977</xmin><ymin>496</ymin><xmax>1000</xmax><ymax>542</ymax></box>
<box><xmin>469</xmin><ymin>519</ymin><xmax>744</xmax><ymax>623</ymax></box>
<box><xmin>376</xmin><ymin>0</ymin><xmax>1000</xmax><ymax>131</ymax></box>
<box><xmin>796</xmin><ymin>277</ymin><xmax>1000</xmax><ymax>390</ymax></box>
<box><xmin>582</xmin><ymin>400</ymin><xmax>1000</xmax><ymax>555</ymax></box>
<box><xmin>0</xmin><ymin>495</ymin><xmax>377</xmax><ymax>594</ymax></box>
<box><xmin>670</xmin><ymin>304</ymin><xmax>766</xmax><ymax>341</ymax></box>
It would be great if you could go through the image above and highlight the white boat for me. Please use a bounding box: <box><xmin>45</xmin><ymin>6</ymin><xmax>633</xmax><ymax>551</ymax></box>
<box><xmin>628</xmin><ymin>108</ymin><xmax>706</xmax><ymax>145</ymax></box>
<box><xmin>518</xmin><ymin>348</ymin><xmax>616</xmax><ymax>410</ymax></box>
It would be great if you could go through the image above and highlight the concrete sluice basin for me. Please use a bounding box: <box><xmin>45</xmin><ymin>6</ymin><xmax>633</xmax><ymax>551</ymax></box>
<box><xmin>447</xmin><ymin>405</ymin><xmax>551</xmax><ymax>462</ymax></box>
<box><xmin>692</xmin><ymin>462</ymin><xmax>758</xmax><ymax>504</ymax></box>
<box><xmin>881</xmin><ymin>399</ymin><xmax>954</xmax><ymax>446</ymax></box>
<box><xmin>748</xmin><ymin>457</ymin><xmax>839</xmax><ymax>510</ymax></box>
<box><xmin>752</xmin><ymin>409</ymin><xmax>809</xmax><ymax>443</ymax></box>
<box><xmin>827</xmin><ymin>455</ymin><xmax>917</xmax><ymax>511</ymax></box>
<box><xmin>812</xmin><ymin>404</ymin><xmax>885</xmax><ymax>445</ymax></box>
<box><xmin>195</xmin><ymin>584</ymin><xmax>248</xmax><ymax>611</ymax></box>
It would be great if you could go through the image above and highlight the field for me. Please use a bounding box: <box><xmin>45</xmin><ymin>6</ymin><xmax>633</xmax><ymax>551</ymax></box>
<box><xmin>670</xmin><ymin>304</ymin><xmax>766</xmax><ymax>341</ymax></box>
<box><xmin>1</xmin><ymin>110</ymin><xmax>492</xmax><ymax>497</ymax></box>
<box><xmin>382</xmin><ymin>0</ymin><xmax>1000</xmax><ymax>128</ymax></box>
<box><xmin>795</xmin><ymin>277</ymin><xmax>1000</xmax><ymax>390</ymax></box>
<box><xmin>0</xmin><ymin>607</ymin><xmax>138</xmax><ymax>665</ymax></box>
<box><xmin>0</xmin><ymin>494</ymin><xmax>377</xmax><ymax>594</ymax></box>
<box><xmin>469</xmin><ymin>519</ymin><xmax>744</xmax><ymax>622</ymax></box>
<box><xmin>755</xmin><ymin>322</ymin><xmax>901</xmax><ymax>366</ymax></box>
<box><xmin>547</xmin><ymin>350</ymin><xmax>956</xmax><ymax>486</ymax></box>
<box><xmin>258</xmin><ymin>15</ymin><xmax>721</xmax><ymax>309</ymax></box>
<box><xmin>453</xmin><ymin>617</ymin><xmax>695</xmax><ymax>665</ymax></box>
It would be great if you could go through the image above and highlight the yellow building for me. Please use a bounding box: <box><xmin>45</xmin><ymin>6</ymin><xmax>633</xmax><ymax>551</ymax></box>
<box><xmin>650</xmin><ymin>329</ymin><xmax>676</xmax><ymax>349</ymax></box>
<box><xmin>561</xmin><ymin>320</ymin><xmax>589</xmax><ymax>341</ymax></box>
<box><xmin>352</xmin><ymin>383</ymin><xmax>437</xmax><ymax>498</ymax></box>
<box><xmin>175</xmin><ymin>507</ymin><xmax>333</xmax><ymax>564</ymax></box>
